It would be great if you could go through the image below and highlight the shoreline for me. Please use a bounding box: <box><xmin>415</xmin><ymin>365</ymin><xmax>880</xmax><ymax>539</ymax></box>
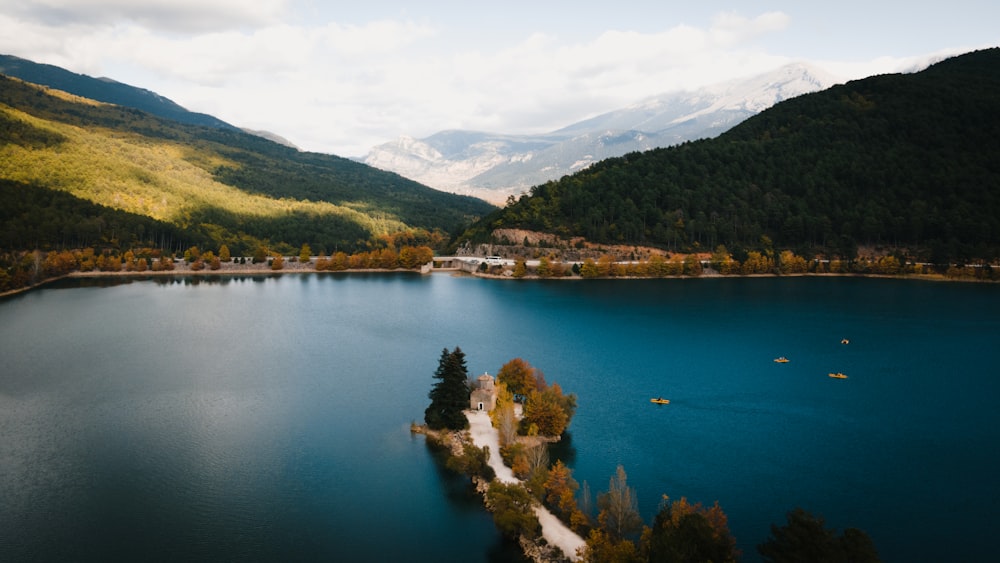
<box><xmin>2</xmin><ymin>262</ymin><xmax>991</xmax><ymax>301</ymax></box>
<box><xmin>0</xmin><ymin>262</ymin><xmax>427</xmax><ymax>299</ymax></box>
<box><xmin>413</xmin><ymin>413</ymin><xmax>586</xmax><ymax>562</ymax></box>
<box><xmin>465</xmin><ymin>410</ymin><xmax>586</xmax><ymax>561</ymax></box>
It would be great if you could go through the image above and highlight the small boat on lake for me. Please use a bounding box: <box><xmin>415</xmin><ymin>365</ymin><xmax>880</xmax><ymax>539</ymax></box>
<box><xmin>828</xmin><ymin>372</ymin><xmax>848</xmax><ymax>379</ymax></box>
<box><xmin>774</xmin><ymin>357</ymin><xmax>790</xmax><ymax>363</ymax></box>
<box><xmin>841</xmin><ymin>338</ymin><xmax>850</xmax><ymax>344</ymax></box>
<box><xmin>650</xmin><ymin>397</ymin><xmax>670</xmax><ymax>405</ymax></box>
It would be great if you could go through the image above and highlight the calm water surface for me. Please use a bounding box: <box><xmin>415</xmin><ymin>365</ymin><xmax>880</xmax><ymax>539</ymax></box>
<box><xmin>1</xmin><ymin>274</ymin><xmax>998</xmax><ymax>561</ymax></box>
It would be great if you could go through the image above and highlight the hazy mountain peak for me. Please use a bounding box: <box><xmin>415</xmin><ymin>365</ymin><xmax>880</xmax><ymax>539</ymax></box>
<box><xmin>362</xmin><ymin>63</ymin><xmax>840</xmax><ymax>204</ymax></box>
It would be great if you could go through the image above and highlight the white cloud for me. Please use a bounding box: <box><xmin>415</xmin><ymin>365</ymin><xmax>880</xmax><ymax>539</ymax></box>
<box><xmin>8</xmin><ymin>0</ymin><xmax>290</xmax><ymax>33</ymax></box>
<box><xmin>709</xmin><ymin>11</ymin><xmax>790</xmax><ymax>46</ymax></box>
<box><xmin>2</xmin><ymin>3</ymin><xmax>990</xmax><ymax>157</ymax></box>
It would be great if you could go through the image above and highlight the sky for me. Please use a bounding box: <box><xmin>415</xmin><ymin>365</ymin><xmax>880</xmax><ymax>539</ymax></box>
<box><xmin>1</xmin><ymin>1</ymin><xmax>997</xmax><ymax>156</ymax></box>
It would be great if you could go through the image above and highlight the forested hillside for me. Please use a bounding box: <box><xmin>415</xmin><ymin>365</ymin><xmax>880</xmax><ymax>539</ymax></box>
<box><xmin>460</xmin><ymin>48</ymin><xmax>1000</xmax><ymax>263</ymax></box>
<box><xmin>0</xmin><ymin>54</ymin><xmax>237</xmax><ymax>130</ymax></box>
<box><xmin>0</xmin><ymin>73</ymin><xmax>495</xmax><ymax>256</ymax></box>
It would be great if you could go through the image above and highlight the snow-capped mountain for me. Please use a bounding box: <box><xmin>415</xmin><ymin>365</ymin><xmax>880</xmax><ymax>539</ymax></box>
<box><xmin>362</xmin><ymin>63</ymin><xmax>841</xmax><ymax>204</ymax></box>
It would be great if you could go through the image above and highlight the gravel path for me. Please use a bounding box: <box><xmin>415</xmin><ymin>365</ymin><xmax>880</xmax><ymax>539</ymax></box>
<box><xmin>465</xmin><ymin>410</ymin><xmax>586</xmax><ymax>560</ymax></box>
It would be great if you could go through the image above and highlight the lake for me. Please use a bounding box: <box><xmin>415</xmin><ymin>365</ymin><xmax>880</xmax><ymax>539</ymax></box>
<box><xmin>1</xmin><ymin>273</ymin><xmax>998</xmax><ymax>561</ymax></box>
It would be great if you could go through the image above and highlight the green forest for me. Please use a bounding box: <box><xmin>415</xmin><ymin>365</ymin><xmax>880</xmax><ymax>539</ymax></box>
<box><xmin>458</xmin><ymin>48</ymin><xmax>1000</xmax><ymax>265</ymax></box>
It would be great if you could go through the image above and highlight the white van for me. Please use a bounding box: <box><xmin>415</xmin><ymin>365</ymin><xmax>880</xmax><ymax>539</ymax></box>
<box><xmin>485</xmin><ymin>256</ymin><xmax>503</xmax><ymax>266</ymax></box>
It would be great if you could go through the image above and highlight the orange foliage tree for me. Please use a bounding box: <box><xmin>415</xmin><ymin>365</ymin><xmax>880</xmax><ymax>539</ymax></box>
<box><xmin>643</xmin><ymin>495</ymin><xmax>738</xmax><ymax>562</ymax></box>
<box><xmin>544</xmin><ymin>460</ymin><xmax>589</xmax><ymax>532</ymax></box>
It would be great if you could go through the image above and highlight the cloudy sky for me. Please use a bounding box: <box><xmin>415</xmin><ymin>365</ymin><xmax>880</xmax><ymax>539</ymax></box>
<box><xmin>2</xmin><ymin>1</ymin><xmax>997</xmax><ymax>156</ymax></box>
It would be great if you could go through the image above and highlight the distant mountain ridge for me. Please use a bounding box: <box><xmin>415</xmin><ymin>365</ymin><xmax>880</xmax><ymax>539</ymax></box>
<box><xmin>0</xmin><ymin>54</ymin><xmax>238</xmax><ymax>131</ymax></box>
<box><xmin>363</xmin><ymin>63</ymin><xmax>841</xmax><ymax>203</ymax></box>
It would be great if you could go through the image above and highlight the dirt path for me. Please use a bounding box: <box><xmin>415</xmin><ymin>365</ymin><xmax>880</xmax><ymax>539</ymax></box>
<box><xmin>465</xmin><ymin>410</ymin><xmax>586</xmax><ymax>560</ymax></box>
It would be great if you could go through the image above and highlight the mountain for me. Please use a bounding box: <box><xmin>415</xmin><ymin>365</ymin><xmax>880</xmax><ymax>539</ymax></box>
<box><xmin>456</xmin><ymin>48</ymin><xmax>1000</xmax><ymax>263</ymax></box>
<box><xmin>0</xmin><ymin>71</ymin><xmax>495</xmax><ymax>255</ymax></box>
<box><xmin>241</xmin><ymin>128</ymin><xmax>299</xmax><ymax>149</ymax></box>
<box><xmin>363</xmin><ymin>63</ymin><xmax>840</xmax><ymax>204</ymax></box>
<box><xmin>0</xmin><ymin>54</ymin><xmax>239</xmax><ymax>131</ymax></box>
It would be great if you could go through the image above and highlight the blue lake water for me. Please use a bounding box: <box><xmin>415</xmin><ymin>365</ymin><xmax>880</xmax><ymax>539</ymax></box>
<box><xmin>1</xmin><ymin>274</ymin><xmax>998</xmax><ymax>561</ymax></box>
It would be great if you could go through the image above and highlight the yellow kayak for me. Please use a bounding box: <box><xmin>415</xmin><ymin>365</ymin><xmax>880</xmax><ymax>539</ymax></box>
<box><xmin>650</xmin><ymin>397</ymin><xmax>670</xmax><ymax>405</ymax></box>
<box><xmin>774</xmin><ymin>357</ymin><xmax>790</xmax><ymax>363</ymax></box>
<box><xmin>828</xmin><ymin>372</ymin><xmax>848</xmax><ymax>379</ymax></box>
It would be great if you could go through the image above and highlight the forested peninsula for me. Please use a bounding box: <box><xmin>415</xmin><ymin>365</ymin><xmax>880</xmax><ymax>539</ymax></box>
<box><xmin>417</xmin><ymin>350</ymin><xmax>879</xmax><ymax>563</ymax></box>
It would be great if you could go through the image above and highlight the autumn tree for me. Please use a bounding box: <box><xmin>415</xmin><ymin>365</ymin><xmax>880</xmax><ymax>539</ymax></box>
<box><xmin>536</xmin><ymin>255</ymin><xmax>551</xmax><ymax>277</ymax></box>
<box><xmin>299</xmin><ymin>243</ymin><xmax>312</xmax><ymax>263</ymax></box>
<box><xmin>202</xmin><ymin>250</ymin><xmax>221</xmax><ymax>270</ymax></box>
<box><xmin>218</xmin><ymin>244</ymin><xmax>231</xmax><ymax>262</ymax></box>
<box><xmin>153</xmin><ymin>255</ymin><xmax>174</xmax><ymax>271</ymax></box>
<box><xmin>581</xmin><ymin>529</ymin><xmax>643</xmax><ymax>563</ymax></box>
<box><xmin>253</xmin><ymin>245</ymin><xmax>268</xmax><ymax>264</ymax></box>
<box><xmin>597</xmin><ymin>465</ymin><xmax>643</xmax><ymax>540</ymax></box>
<box><xmin>711</xmin><ymin>245</ymin><xmax>736</xmax><ymax>275</ymax></box>
<box><xmin>544</xmin><ymin>460</ymin><xmax>588</xmax><ymax>532</ymax></box>
<box><xmin>497</xmin><ymin>357</ymin><xmax>541</xmax><ymax>397</ymax></box>
<box><xmin>597</xmin><ymin>254</ymin><xmax>617</xmax><ymax>277</ymax></box>
<box><xmin>580</xmin><ymin>258</ymin><xmax>599</xmax><ymax>278</ymax></box>
<box><xmin>271</xmin><ymin>253</ymin><xmax>284</xmax><ymax>270</ymax></box>
<box><xmin>424</xmin><ymin>347</ymin><xmax>471</xmax><ymax>430</ymax></box>
<box><xmin>644</xmin><ymin>496</ymin><xmax>738</xmax><ymax>563</ymax></box>
<box><xmin>742</xmin><ymin>250</ymin><xmax>773</xmax><ymax>274</ymax></box>
<box><xmin>512</xmin><ymin>259</ymin><xmax>527</xmax><ymax>278</ymax></box>
<box><xmin>330</xmin><ymin>251</ymin><xmax>349</xmax><ymax>270</ymax></box>
<box><xmin>77</xmin><ymin>248</ymin><xmax>96</xmax><ymax>272</ymax></box>
<box><xmin>399</xmin><ymin>245</ymin><xmax>433</xmax><ymax>269</ymax></box>
<box><xmin>504</xmin><ymin>443</ymin><xmax>532</xmax><ymax>480</ymax></box>
<box><xmin>522</xmin><ymin>443</ymin><xmax>552</xmax><ymax>498</ymax></box>
<box><xmin>522</xmin><ymin>383</ymin><xmax>574</xmax><ymax>437</ymax></box>
<box><xmin>779</xmin><ymin>250</ymin><xmax>808</xmax><ymax>274</ymax></box>
<box><xmin>42</xmin><ymin>250</ymin><xmax>77</xmax><ymax>276</ymax></box>
<box><xmin>490</xmin><ymin>381</ymin><xmax>518</xmax><ymax>447</ymax></box>
<box><xmin>647</xmin><ymin>254</ymin><xmax>669</xmax><ymax>277</ymax></box>
<box><xmin>682</xmin><ymin>254</ymin><xmax>703</xmax><ymax>276</ymax></box>
<box><xmin>549</xmin><ymin>257</ymin><xmax>567</xmax><ymax>277</ymax></box>
<box><xmin>377</xmin><ymin>247</ymin><xmax>398</xmax><ymax>269</ymax></box>
<box><xmin>123</xmin><ymin>250</ymin><xmax>137</xmax><ymax>271</ymax></box>
<box><xmin>181</xmin><ymin>246</ymin><xmax>197</xmax><ymax>263</ymax></box>
<box><xmin>757</xmin><ymin>508</ymin><xmax>879</xmax><ymax>563</ymax></box>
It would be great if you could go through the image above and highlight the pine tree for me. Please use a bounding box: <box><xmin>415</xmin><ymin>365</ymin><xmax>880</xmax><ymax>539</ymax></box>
<box><xmin>425</xmin><ymin>347</ymin><xmax>471</xmax><ymax>430</ymax></box>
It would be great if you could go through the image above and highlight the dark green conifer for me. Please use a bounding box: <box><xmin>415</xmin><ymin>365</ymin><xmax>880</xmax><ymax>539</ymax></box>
<box><xmin>424</xmin><ymin>347</ymin><xmax>471</xmax><ymax>430</ymax></box>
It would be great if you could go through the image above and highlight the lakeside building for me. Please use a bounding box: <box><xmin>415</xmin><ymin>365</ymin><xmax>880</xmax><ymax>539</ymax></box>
<box><xmin>469</xmin><ymin>373</ymin><xmax>497</xmax><ymax>411</ymax></box>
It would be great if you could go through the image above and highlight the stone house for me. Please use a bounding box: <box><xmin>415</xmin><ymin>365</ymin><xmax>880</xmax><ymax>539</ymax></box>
<box><xmin>469</xmin><ymin>372</ymin><xmax>497</xmax><ymax>412</ymax></box>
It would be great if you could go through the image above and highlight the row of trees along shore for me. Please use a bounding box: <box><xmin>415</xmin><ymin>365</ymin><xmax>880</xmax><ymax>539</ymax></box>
<box><xmin>423</xmin><ymin>350</ymin><xmax>879</xmax><ymax>562</ymax></box>
<box><xmin>6</xmin><ymin>240</ymin><xmax>996</xmax><ymax>295</ymax></box>
<box><xmin>0</xmin><ymin>242</ymin><xmax>436</xmax><ymax>294</ymax></box>
<box><xmin>486</xmin><ymin>243</ymin><xmax>998</xmax><ymax>281</ymax></box>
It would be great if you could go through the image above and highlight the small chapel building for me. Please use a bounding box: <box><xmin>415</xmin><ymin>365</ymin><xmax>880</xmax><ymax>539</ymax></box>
<box><xmin>469</xmin><ymin>372</ymin><xmax>498</xmax><ymax>412</ymax></box>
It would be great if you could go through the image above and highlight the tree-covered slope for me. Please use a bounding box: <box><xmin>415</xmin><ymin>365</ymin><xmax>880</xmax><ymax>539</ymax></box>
<box><xmin>0</xmin><ymin>73</ymin><xmax>495</xmax><ymax>254</ymax></box>
<box><xmin>0</xmin><ymin>54</ymin><xmax>236</xmax><ymax>131</ymax></box>
<box><xmin>462</xmin><ymin>48</ymin><xmax>1000</xmax><ymax>262</ymax></box>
